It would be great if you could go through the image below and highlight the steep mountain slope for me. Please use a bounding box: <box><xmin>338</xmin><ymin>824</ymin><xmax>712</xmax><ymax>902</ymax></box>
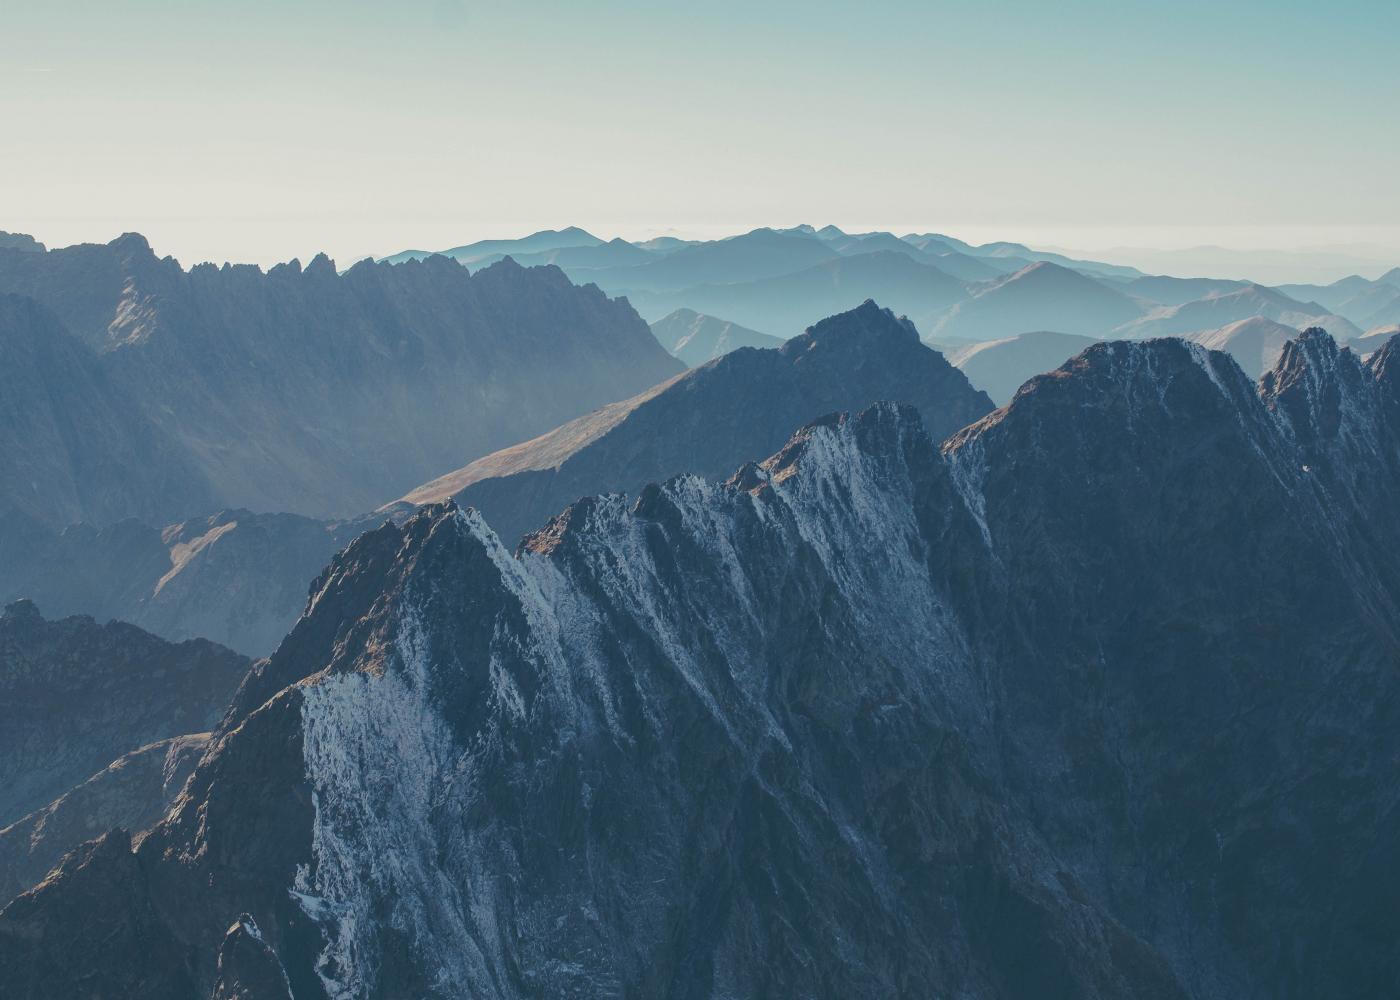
<box><xmin>0</xmin><ymin>237</ymin><xmax>684</xmax><ymax>525</ymax></box>
<box><xmin>926</xmin><ymin>261</ymin><xmax>1145</xmax><ymax>341</ymax></box>
<box><xmin>0</xmin><ymin>600</ymin><xmax>248</xmax><ymax>828</ymax></box>
<box><xmin>4</xmin><ymin>328</ymin><xmax>1396</xmax><ymax>997</ymax></box>
<box><xmin>399</xmin><ymin>300</ymin><xmax>994</xmax><ymax>544</ymax></box>
<box><xmin>648</xmin><ymin>308</ymin><xmax>784</xmax><ymax>365</ymax></box>
<box><xmin>0</xmin><ymin>733</ymin><xmax>209</xmax><ymax>904</ymax></box>
<box><xmin>0</xmin><ymin>509</ymin><xmax>377</xmax><ymax>657</ymax></box>
<box><xmin>0</xmin><ymin>294</ymin><xmax>215</xmax><ymax>527</ymax></box>
<box><xmin>1113</xmin><ymin>283</ymin><xmax>1360</xmax><ymax>340</ymax></box>
<box><xmin>940</xmin><ymin>330</ymin><xmax>1101</xmax><ymax>404</ymax></box>
<box><xmin>1184</xmin><ymin>316</ymin><xmax>1303</xmax><ymax>377</ymax></box>
<box><xmin>629</xmin><ymin>251</ymin><xmax>969</xmax><ymax>334</ymax></box>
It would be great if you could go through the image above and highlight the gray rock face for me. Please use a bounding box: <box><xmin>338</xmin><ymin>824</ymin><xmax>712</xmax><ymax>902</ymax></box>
<box><xmin>0</xmin><ymin>236</ymin><xmax>683</xmax><ymax>527</ymax></box>
<box><xmin>2</xmin><ymin>329</ymin><xmax>1399</xmax><ymax>998</ymax></box>
<box><xmin>0</xmin><ymin>294</ymin><xmax>216</xmax><ymax>528</ymax></box>
<box><xmin>0</xmin><ymin>509</ymin><xmax>379</xmax><ymax>657</ymax></box>
<box><xmin>211</xmin><ymin>915</ymin><xmax>294</xmax><ymax>1000</ymax></box>
<box><xmin>0</xmin><ymin>233</ymin><xmax>44</xmax><ymax>253</ymax></box>
<box><xmin>400</xmin><ymin>300</ymin><xmax>995</xmax><ymax>545</ymax></box>
<box><xmin>0</xmin><ymin>733</ymin><xmax>208</xmax><ymax>905</ymax></box>
<box><xmin>0</xmin><ymin>600</ymin><xmax>248</xmax><ymax>828</ymax></box>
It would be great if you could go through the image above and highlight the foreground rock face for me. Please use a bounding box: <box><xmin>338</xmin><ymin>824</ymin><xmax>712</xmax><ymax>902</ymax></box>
<box><xmin>0</xmin><ymin>236</ymin><xmax>683</xmax><ymax>527</ymax></box>
<box><xmin>2</xmin><ymin>331</ymin><xmax>1399</xmax><ymax>998</ymax></box>
<box><xmin>401</xmin><ymin>300</ymin><xmax>995</xmax><ymax>545</ymax></box>
<box><xmin>0</xmin><ymin>600</ymin><xmax>248</xmax><ymax>828</ymax></box>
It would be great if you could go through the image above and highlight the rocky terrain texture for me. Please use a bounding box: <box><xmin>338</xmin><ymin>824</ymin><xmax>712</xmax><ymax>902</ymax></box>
<box><xmin>0</xmin><ymin>235</ymin><xmax>682</xmax><ymax>527</ymax></box>
<box><xmin>0</xmin><ymin>294</ymin><xmax>216</xmax><ymax>529</ymax></box>
<box><xmin>399</xmin><ymin>300</ymin><xmax>994</xmax><ymax>545</ymax></box>
<box><xmin>0</xmin><ymin>509</ymin><xmax>378</xmax><ymax>657</ymax></box>
<box><xmin>0</xmin><ymin>733</ymin><xmax>209</xmax><ymax>904</ymax></box>
<box><xmin>0</xmin><ymin>600</ymin><xmax>248</xmax><ymax>829</ymax></box>
<box><xmin>0</xmin><ymin>328</ymin><xmax>1397</xmax><ymax>997</ymax></box>
<box><xmin>648</xmin><ymin>308</ymin><xmax>783</xmax><ymax>365</ymax></box>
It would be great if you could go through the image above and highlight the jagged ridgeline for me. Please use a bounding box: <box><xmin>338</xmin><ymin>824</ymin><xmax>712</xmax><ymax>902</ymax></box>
<box><xmin>0</xmin><ymin>235</ymin><xmax>683</xmax><ymax>527</ymax></box>
<box><xmin>3</xmin><ymin>329</ymin><xmax>1398</xmax><ymax>998</ymax></box>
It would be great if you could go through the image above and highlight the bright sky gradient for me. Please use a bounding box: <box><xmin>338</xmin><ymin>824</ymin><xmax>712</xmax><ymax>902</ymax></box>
<box><xmin>3</xmin><ymin>0</ymin><xmax>1398</xmax><ymax>267</ymax></box>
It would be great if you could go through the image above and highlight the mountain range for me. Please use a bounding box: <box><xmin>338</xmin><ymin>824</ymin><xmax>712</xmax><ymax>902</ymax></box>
<box><xmin>370</xmin><ymin>225</ymin><xmax>1381</xmax><ymax>350</ymax></box>
<box><xmin>0</xmin><ymin>599</ymin><xmax>247</xmax><ymax>831</ymax></box>
<box><xmin>3</xmin><ymin>328</ymin><xmax>1398</xmax><ymax>996</ymax></box>
<box><xmin>0</xmin><ymin>236</ymin><xmax>681</xmax><ymax>527</ymax></box>
<box><xmin>398</xmin><ymin>301</ymin><xmax>993</xmax><ymax>545</ymax></box>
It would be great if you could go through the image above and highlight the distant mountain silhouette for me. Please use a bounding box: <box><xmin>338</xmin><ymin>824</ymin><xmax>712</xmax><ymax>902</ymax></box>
<box><xmin>380</xmin><ymin>226</ymin><xmax>603</xmax><ymax>265</ymax></box>
<box><xmin>1185</xmin><ymin>316</ymin><xmax>1304</xmax><ymax>378</ymax></box>
<box><xmin>1114</xmin><ymin>283</ymin><xmax>1359</xmax><ymax>340</ymax></box>
<box><xmin>926</xmin><ymin>261</ymin><xmax>1144</xmax><ymax>341</ymax></box>
<box><xmin>584</xmin><ymin>227</ymin><xmax>840</xmax><ymax>293</ymax></box>
<box><xmin>1278</xmin><ymin>274</ymin><xmax>1400</xmax><ymax>329</ymax></box>
<box><xmin>464</xmin><ymin>238</ymin><xmax>656</xmax><ymax>272</ymax></box>
<box><xmin>1119</xmin><ymin>274</ymin><xmax>1248</xmax><ymax>305</ymax></box>
<box><xmin>649</xmin><ymin>308</ymin><xmax>783</xmax><ymax>366</ymax></box>
<box><xmin>629</xmin><ymin>251</ymin><xmax>968</xmax><ymax>335</ymax></box>
<box><xmin>939</xmin><ymin>330</ymin><xmax>1102</xmax><ymax>404</ymax></box>
<box><xmin>1352</xmin><ymin>325</ymin><xmax>1399</xmax><ymax>358</ymax></box>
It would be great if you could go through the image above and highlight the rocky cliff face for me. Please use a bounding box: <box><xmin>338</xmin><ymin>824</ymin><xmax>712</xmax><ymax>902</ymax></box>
<box><xmin>0</xmin><ymin>236</ymin><xmax>683</xmax><ymax>526</ymax></box>
<box><xmin>1</xmin><ymin>330</ymin><xmax>1398</xmax><ymax>998</ymax></box>
<box><xmin>401</xmin><ymin>300</ymin><xmax>995</xmax><ymax>545</ymax></box>
<box><xmin>0</xmin><ymin>294</ymin><xmax>216</xmax><ymax>528</ymax></box>
<box><xmin>0</xmin><ymin>600</ymin><xmax>248</xmax><ymax>828</ymax></box>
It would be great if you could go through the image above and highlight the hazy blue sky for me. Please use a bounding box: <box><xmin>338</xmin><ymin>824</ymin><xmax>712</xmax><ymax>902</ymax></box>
<box><xmin>3</xmin><ymin>0</ymin><xmax>1397</xmax><ymax>266</ymax></box>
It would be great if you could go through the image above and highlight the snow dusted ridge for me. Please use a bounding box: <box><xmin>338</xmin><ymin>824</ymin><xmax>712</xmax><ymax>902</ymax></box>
<box><xmin>293</xmin><ymin>402</ymin><xmax>980</xmax><ymax>996</ymax></box>
<box><xmin>8</xmin><ymin>329</ymin><xmax>1400</xmax><ymax>998</ymax></box>
<box><xmin>284</xmin><ymin>336</ymin><xmax>1400</xmax><ymax>997</ymax></box>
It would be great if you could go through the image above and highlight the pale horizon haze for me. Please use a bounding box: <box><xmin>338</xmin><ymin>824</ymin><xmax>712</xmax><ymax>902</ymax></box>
<box><xmin>3</xmin><ymin>1</ymin><xmax>1398</xmax><ymax>271</ymax></box>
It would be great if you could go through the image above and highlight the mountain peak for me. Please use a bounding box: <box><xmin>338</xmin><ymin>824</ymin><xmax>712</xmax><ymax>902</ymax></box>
<box><xmin>2</xmin><ymin>598</ymin><xmax>41</xmax><ymax>623</ymax></box>
<box><xmin>0</xmin><ymin>232</ymin><xmax>44</xmax><ymax>253</ymax></box>
<box><xmin>782</xmin><ymin>299</ymin><xmax>920</xmax><ymax>356</ymax></box>
<box><xmin>109</xmin><ymin>231</ymin><xmax>153</xmax><ymax>255</ymax></box>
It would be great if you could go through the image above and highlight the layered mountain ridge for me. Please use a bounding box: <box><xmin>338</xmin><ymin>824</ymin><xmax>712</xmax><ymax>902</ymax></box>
<box><xmin>3</xmin><ymin>327</ymin><xmax>1399</xmax><ymax>997</ymax></box>
<box><xmin>397</xmin><ymin>300</ymin><xmax>994</xmax><ymax>544</ymax></box>
<box><xmin>0</xmin><ymin>236</ymin><xmax>683</xmax><ymax>526</ymax></box>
